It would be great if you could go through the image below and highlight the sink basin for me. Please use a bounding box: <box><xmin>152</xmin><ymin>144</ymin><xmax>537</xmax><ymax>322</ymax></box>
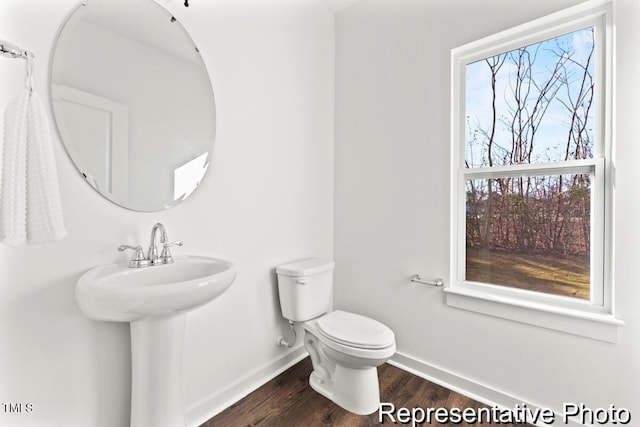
<box><xmin>76</xmin><ymin>255</ymin><xmax>236</xmax><ymax>322</ymax></box>
<box><xmin>76</xmin><ymin>251</ymin><xmax>237</xmax><ymax>427</ymax></box>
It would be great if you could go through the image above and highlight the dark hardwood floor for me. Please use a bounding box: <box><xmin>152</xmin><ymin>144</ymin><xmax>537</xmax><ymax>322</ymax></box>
<box><xmin>201</xmin><ymin>357</ymin><xmax>531</xmax><ymax>426</ymax></box>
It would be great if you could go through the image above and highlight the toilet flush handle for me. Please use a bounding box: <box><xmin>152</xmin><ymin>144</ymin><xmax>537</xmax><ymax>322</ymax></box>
<box><xmin>296</xmin><ymin>279</ymin><xmax>308</xmax><ymax>285</ymax></box>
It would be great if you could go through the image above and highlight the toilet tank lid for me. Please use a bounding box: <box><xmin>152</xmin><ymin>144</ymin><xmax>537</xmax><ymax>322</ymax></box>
<box><xmin>276</xmin><ymin>258</ymin><xmax>335</xmax><ymax>277</ymax></box>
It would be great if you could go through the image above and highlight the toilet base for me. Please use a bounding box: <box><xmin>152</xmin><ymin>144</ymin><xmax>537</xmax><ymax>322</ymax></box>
<box><xmin>309</xmin><ymin>364</ymin><xmax>381</xmax><ymax>415</ymax></box>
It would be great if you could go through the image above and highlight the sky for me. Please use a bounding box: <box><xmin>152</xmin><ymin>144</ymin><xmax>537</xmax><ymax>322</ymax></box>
<box><xmin>464</xmin><ymin>27</ymin><xmax>596</xmax><ymax>168</ymax></box>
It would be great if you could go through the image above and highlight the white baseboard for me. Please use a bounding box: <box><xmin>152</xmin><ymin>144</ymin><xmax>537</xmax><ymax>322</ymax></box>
<box><xmin>389</xmin><ymin>352</ymin><xmax>584</xmax><ymax>427</ymax></box>
<box><xmin>186</xmin><ymin>346</ymin><xmax>307</xmax><ymax>427</ymax></box>
<box><xmin>186</xmin><ymin>348</ymin><xmax>585</xmax><ymax>427</ymax></box>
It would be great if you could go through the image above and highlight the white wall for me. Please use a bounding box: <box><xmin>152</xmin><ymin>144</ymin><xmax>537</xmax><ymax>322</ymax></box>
<box><xmin>0</xmin><ymin>1</ymin><xmax>334</xmax><ymax>426</ymax></box>
<box><xmin>335</xmin><ymin>0</ymin><xmax>640</xmax><ymax>420</ymax></box>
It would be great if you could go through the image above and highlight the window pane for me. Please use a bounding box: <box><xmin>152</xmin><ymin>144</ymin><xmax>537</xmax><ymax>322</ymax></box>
<box><xmin>465</xmin><ymin>174</ymin><xmax>590</xmax><ymax>299</ymax></box>
<box><xmin>465</xmin><ymin>27</ymin><xmax>595</xmax><ymax>168</ymax></box>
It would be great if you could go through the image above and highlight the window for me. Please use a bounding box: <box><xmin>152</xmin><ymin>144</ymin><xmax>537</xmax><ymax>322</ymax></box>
<box><xmin>447</xmin><ymin>0</ymin><xmax>622</xmax><ymax>341</ymax></box>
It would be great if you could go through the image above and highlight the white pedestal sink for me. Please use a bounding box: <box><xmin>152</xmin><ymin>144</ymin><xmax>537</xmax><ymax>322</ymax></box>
<box><xmin>76</xmin><ymin>255</ymin><xmax>236</xmax><ymax>427</ymax></box>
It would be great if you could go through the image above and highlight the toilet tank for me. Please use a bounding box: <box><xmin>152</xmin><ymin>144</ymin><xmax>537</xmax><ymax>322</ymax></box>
<box><xmin>276</xmin><ymin>258</ymin><xmax>335</xmax><ymax>322</ymax></box>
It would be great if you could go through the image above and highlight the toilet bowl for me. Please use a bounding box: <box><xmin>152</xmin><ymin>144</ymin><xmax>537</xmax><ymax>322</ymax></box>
<box><xmin>302</xmin><ymin>310</ymin><xmax>395</xmax><ymax>414</ymax></box>
<box><xmin>276</xmin><ymin>259</ymin><xmax>396</xmax><ymax>415</ymax></box>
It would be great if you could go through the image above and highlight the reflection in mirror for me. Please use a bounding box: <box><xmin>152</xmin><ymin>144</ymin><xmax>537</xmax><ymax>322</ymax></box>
<box><xmin>50</xmin><ymin>0</ymin><xmax>216</xmax><ymax>211</ymax></box>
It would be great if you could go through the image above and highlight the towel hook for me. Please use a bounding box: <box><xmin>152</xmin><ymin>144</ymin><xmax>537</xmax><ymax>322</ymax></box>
<box><xmin>0</xmin><ymin>40</ymin><xmax>25</xmax><ymax>58</ymax></box>
<box><xmin>0</xmin><ymin>39</ymin><xmax>35</xmax><ymax>92</ymax></box>
<box><xmin>0</xmin><ymin>39</ymin><xmax>33</xmax><ymax>60</ymax></box>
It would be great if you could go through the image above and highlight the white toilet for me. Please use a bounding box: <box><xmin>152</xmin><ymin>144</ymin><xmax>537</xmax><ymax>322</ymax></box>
<box><xmin>276</xmin><ymin>258</ymin><xmax>396</xmax><ymax>415</ymax></box>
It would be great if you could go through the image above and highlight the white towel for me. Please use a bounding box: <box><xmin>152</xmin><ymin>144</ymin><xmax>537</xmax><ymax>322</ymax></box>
<box><xmin>0</xmin><ymin>89</ymin><xmax>66</xmax><ymax>246</ymax></box>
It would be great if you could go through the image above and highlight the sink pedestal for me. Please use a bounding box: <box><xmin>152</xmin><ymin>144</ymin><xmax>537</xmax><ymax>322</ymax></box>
<box><xmin>76</xmin><ymin>255</ymin><xmax>236</xmax><ymax>427</ymax></box>
<box><xmin>130</xmin><ymin>313</ymin><xmax>187</xmax><ymax>427</ymax></box>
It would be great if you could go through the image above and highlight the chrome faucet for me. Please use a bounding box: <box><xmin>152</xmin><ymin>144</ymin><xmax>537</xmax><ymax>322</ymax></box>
<box><xmin>147</xmin><ymin>222</ymin><xmax>183</xmax><ymax>265</ymax></box>
<box><xmin>118</xmin><ymin>223</ymin><xmax>183</xmax><ymax>268</ymax></box>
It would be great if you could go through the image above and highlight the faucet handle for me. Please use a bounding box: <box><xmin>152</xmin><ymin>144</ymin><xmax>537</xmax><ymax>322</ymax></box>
<box><xmin>160</xmin><ymin>240</ymin><xmax>183</xmax><ymax>264</ymax></box>
<box><xmin>117</xmin><ymin>244</ymin><xmax>149</xmax><ymax>268</ymax></box>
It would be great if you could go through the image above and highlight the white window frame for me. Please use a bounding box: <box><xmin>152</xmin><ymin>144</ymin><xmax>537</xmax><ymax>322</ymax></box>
<box><xmin>446</xmin><ymin>0</ymin><xmax>623</xmax><ymax>342</ymax></box>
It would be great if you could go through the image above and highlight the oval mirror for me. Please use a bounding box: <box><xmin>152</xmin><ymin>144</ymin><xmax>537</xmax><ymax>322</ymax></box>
<box><xmin>50</xmin><ymin>0</ymin><xmax>216</xmax><ymax>211</ymax></box>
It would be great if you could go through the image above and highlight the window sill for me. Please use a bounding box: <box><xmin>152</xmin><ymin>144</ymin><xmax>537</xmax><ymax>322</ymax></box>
<box><xmin>444</xmin><ymin>286</ymin><xmax>624</xmax><ymax>343</ymax></box>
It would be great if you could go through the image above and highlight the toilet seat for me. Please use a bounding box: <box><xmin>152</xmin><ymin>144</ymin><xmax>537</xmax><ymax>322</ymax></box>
<box><xmin>316</xmin><ymin>310</ymin><xmax>395</xmax><ymax>350</ymax></box>
<box><xmin>303</xmin><ymin>311</ymin><xmax>396</xmax><ymax>360</ymax></box>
